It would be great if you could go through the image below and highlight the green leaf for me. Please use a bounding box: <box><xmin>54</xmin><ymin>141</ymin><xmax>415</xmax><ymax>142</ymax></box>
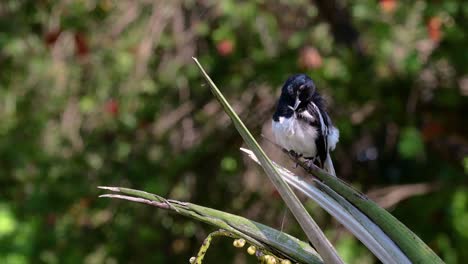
<box><xmin>463</xmin><ymin>156</ymin><xmax>468</xmax><ymax>174</ymax></box>
<box><xmin>0</xmin><ymin>204</ymin><xmax>16</xmax><ymax>237</ymax></box>
<box><xmin>241</xmin><ymin>148</ymin><xmax>410</xmax><ymax>264</ymax></box>
<box><xmin>292</xmin><ymin>158</ymin><xmax>444</xmax><ymax>263</ymax></box>
<box><xmin>98</xmin><ymin>186</ymin><xmax>322</xmax><ymax>264</ymax></box>
<box><xmin>398</xmin><ymin>127</ymin><xmax>425</xmax><ymax>159</ymax></box>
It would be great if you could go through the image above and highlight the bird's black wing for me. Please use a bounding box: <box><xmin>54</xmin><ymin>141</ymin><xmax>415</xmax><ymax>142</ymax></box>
<box><xmin>299</xmin><ymin>102</ymin><xmax>329</xmax><ymax>168</ymax></box>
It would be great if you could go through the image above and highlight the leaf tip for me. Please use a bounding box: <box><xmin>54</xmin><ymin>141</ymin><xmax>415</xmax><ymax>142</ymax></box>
<box><xmin>239</xmin><ymin>147</ymin><xmax>253</xmax><ymax>155</ymax></box>
<box><xmin>99</xmin><ymin>194</ymin><xmax>113</xmax><ymax>198</ymax></box>
<box><xmin>98</xmin><ymin>186</ymin><xmax>121</xmax><ymax>192</ymax></box>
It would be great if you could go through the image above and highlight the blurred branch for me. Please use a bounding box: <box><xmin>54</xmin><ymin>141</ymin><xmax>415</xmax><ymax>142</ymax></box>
<box><xmin>110</xmin><ymin>1</ymin><xmax>141</xmax><ymax>39</ymax></box>
<box><xmin>61</xmin><ymin>97</ymin><xmax>84</xmax><ymax>152</ymax></box>
<box><xmin>153</xmin><ymin>102</ymin><xmax>194</xmax><ymax>137</ymax></box>
<box><xmin>98</xmin><ymin>186</ymin><xmax>323</xmax><ymax>264</ymax></box>
<box><xmin>367</xmin><ymin>183</ymin><xmax>439</xmax><ymax>209</ymax></box>
<box><xmin>134</xmin><ymin>2</ymin><xmax>174</xmax><ymax>79</ymax></box>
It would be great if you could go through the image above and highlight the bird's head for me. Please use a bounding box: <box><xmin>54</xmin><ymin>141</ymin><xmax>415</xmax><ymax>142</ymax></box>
<box><xmin>280</xmin><ymin>74</ymin><xmax>316</xmax><ymax>111</ymax></box>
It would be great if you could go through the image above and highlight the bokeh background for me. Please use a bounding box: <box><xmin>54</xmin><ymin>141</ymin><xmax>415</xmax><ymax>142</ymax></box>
<box><xmin>1</xmin><ymin>0</ymin><xmax>467</xmax><ymax>263</ymax></box>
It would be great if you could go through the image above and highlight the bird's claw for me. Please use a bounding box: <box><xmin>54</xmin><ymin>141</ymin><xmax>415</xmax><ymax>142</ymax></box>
<box><xmin>288</xmin><ymin>150</ymin><xmax>302</xmax><ymax>159</ymax></box>
<box><xmin>302</xmin><ymin>157</ymin><xmax>318</xmax><ymax>169</ymax></box>
<box><xmin>287</xmin><ymin>150</ymin><xmax>303</xmax><ymax>168</ymax></box>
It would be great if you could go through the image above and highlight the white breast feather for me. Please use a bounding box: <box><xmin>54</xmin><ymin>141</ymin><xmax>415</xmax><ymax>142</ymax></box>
<box><xmin>271</xmin><ymin>116</ymin><xmax>318</xmax><ymax>157</ymax></box>
<box><xmin>272</xmin><ymin>116</ymin><xmax>340</xmax><ymax>157</ymax></box>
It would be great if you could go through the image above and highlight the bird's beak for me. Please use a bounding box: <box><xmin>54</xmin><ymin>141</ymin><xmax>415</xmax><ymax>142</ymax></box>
<box><xmin>293</xmin><ymin>97</ymin><xmax>301</xmax><ymax>110</ymax></box>
<box><xmin>288</xmin><ymin>97</ymin><xmax>301</xmax><ymax>111</ymax></box>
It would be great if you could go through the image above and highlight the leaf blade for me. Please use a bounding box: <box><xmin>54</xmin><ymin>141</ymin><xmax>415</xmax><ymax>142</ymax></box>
<box><xmin>99</xmin><ymin>186</ymin><xmax>323</xmax><ymax>264</ymax></box>
<box><xmin>294</xmin><ymin>158</ymin><xmax>444</xmax><ymax>263</ymax></box>
<box><xmin>241</xmin><ymin>148</ymin><xmax>411</xmax><ymax>264</ymax></box>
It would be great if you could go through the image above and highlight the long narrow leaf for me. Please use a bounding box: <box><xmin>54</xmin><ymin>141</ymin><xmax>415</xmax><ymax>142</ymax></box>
<box><xmin>241</xmin><ymin>148</ymin><xmax>411</xmax><ymax>264</ymax></box>
<box><xmin>98</xmin><ymin>186</ymin><xmax>322</xmax><ymax>264</ymax></box>
<box><xmin>192</xmin><ymin>57</ymin><xmax>344</xmax><ymax>264</ymax></box>
<box><xmin>289</xmin><ymin>155</ymin><xmax>444</xmax><ymax>263</ymax></box>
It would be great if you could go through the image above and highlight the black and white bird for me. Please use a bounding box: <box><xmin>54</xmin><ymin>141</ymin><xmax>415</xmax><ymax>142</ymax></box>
<box><xmin>272</xmin><ymin>74</ymin><xmax>339</xmax><ymax>175</ymax></box>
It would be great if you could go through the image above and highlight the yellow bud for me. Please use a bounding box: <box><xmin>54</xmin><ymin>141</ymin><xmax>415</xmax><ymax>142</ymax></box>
<box><xmin>247</xmin><ymin>245</ymin><xmax>256</xmax><ymax>255</ymax></box>
<box><xmin>280</xmin><ymin>259</ymin><xmax>292</xmax><ymax>264</ymax></box>
<box><xmin>264</xmin><ymin>255</ymin><xmax>277</xmax><ymax>264</ymax></box>
<box><xmin>233</xmin><ymin>238</ymin><xmax>246</xmax><ymax>248</ymax></box>
<box><xmin>189</xmin><ymin>256</ymin><xmax>196</xmax><ymax>263</ymax></box>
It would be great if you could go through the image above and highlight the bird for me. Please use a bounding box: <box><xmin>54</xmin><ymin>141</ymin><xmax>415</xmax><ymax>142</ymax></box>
<box><xmin>272</xmin><ymin>74</ymin><xmax>339</xmax><ymax>176</ymax></box>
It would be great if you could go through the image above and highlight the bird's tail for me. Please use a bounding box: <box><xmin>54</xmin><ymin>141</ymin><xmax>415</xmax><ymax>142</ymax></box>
<box><xmin>323</xmin><ymin>154</ymin><xmax>336</xmax><ymax>177</ymax></box>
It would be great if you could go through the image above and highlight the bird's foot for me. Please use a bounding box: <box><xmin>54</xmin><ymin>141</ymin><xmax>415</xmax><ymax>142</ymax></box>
<box><xmin>287</xmin><ymin>151</ymin><xmax>303</xmax><ymax>168</ymax></box>
<box><xmin>304</xmin><ymin>157</ymin><xmax>318</xmax><ymax>169</ymax></box>
<box><xmin>288</xmin><ymin>150</ymin><xmax>302</xmax><ymax>159</ymax></box>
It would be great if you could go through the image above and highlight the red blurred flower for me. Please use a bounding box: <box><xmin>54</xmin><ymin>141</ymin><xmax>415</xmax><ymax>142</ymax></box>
<box><xmin>105</xmin><ymin>99</ymin><xmax>119</xmax><ymax>116</ymax></box>
<box><xmin>299</xmin><ymin>46</ymin><xmax>322</xmax><ymax>70</ymax></box>
<box><xmin>422</xmin><ymin>120</ymin><xmax>443</xmax><ymax>141</ymax></box>
<box><xmin>427</xmin><ymin>16</ymin><xmax>442</xmax><ymax>42</ymax></box>
<box><xmin>44</xmin><ymin>29</ymin><xmax>62</xmax><ymax>47</ymax></box>
<box><xmin>216</xmin><ymin>39</ymin><xmax>234</xmax><ymax>56</ymax></box>
<box><xmin>74</xmin><ymin>32</ymin><xmax>90</xmax><ymax>57</ymax></box>
<box><xmin>379</xmin><ymin>0</ymin><xmax>397</xmax><ymax>13</ymax></box>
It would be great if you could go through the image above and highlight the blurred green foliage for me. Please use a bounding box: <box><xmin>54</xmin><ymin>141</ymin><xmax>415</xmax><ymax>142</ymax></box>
<box><xmin>0</xmin><ymin>0</ymin><xmax>467</xmax><ymax>263</ymax></box>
